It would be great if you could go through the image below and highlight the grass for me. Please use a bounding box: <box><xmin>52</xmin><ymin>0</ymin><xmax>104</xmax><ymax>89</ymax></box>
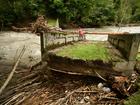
<box><xmin>56</xmin><ymin>43</ymin><xmax>111</xmax><ymax>61</ymax></box>
<box><xmin>47</xmin><ymin>18</ymin><xmax>58</xmax><ymax>27</ymax></box>
<box><xmin>136</xmin><ymin>53</ymin><xmax>140</xmax><ymax>61</ymax></box>
<box><xmin>124</xmin><ymin>90</ymin><xmax>140</xmax><ymax>105</ymax></box>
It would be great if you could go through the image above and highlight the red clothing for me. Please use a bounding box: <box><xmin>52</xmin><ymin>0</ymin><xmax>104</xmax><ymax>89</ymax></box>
<box><xmin>79</xmin><ymin>29</ymin><xmax>84</xmax><ymax>36</ymax></box>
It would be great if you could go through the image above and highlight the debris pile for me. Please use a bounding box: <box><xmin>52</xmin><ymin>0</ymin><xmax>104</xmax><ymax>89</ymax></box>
<box><xmin>48</xmin><ymin>83</ymin><xmax>121</xmax><ymax>105</ymax></box>
<box><xmin>108</xmin><ymin>73</ymin><xmax>138</xmax><ymax>97</ymax></box>
<box><xmin>0</xmin><ymin>62</ymin><xmax>138</xmax><ymax>105</ymax></box>
<box><xmin>12</xmin><ymin>15</ymin><xmax>62</xmax><ymax>34</ymax></box>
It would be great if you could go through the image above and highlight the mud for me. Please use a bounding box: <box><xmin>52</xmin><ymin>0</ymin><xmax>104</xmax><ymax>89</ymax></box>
<box><xmin>47</xmin><ymin>53</ymin><xmax>122</xmax><ymax>78</ymax></box>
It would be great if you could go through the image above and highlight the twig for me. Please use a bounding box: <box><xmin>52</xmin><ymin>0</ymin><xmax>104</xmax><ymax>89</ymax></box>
<box><xmin>19</xmin><ymin>72</ymin><xmax>38</xmax><ymax>82</ymax></box>
<box><xmin>4</xmin><ymin>92</ymin><xmax>25</xmax><ymax>105</ymax></box>
<box><xmin>127</xmin><ymin>78</ymin><xmax>137</xmax><ymax>91</ymax></box>
<box><xmin>0</xmin><ymin>46</ymin><xmax>26</xmax><ymax>95</ymax></box>
<box><xmin>84</xmin><ymin>97</ymin><xmax>96</xmax><ymax>105</ymax></box>
<box><xmin>94</xmin><ymin>70</ymin><xmax>107</xmax><ymax>81</ymax></box>
<box><xmin>127</xmin><ymin>84</ymin><xmax>133</xmax><ymax>91</ymax></box>
<box><xmin>105</xmin><ymin>92</ymin><xmax>116</xmax><ymax>97</ymax></box>
<box><xmin>14</xmin><ymin>93</ymin><xmax>31</xmax><ymax>105</ymax></box>
<box><xmin>54</xmin><ymin>90</ymin><xmax>76</xmax><ymax>105</ymax></box>
<box><xmin>53</xmin><ymin>87</ymin><xmax>83</xmax><ymax>105</ymax></box>
<box><xmin>99</xmin><ymin>96</ymin><xmax>118</xmax><ymax>101</ymax></box>
<box><xmin>75</xmin><ymin>91</ymin><xmax>98</xmax><ymax>93</ymax></box>
<box><xmin>15</xmin><ymin>76</ymin><xmax>39</xmax><ymax>91</ymax></box>
<box><xmin>48</xmin><ymin>67</ymin><xmax>84</xmax><ymax>75</ymax></box>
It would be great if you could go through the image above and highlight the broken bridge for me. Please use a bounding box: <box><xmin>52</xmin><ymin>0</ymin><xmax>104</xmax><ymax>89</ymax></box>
<box><xmin>40</xmin><ymin>30</ymin><xmax>140</xmax><ymax>76</ymax></box>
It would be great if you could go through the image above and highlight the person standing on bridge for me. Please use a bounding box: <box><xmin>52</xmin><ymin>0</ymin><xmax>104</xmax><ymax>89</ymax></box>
<box><xmin>78</xmin><ymin>27</ymin><xmax>86</xmax><ymax>41</ymax></box>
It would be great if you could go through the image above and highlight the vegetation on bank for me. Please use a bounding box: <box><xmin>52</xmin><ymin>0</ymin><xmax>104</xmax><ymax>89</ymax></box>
<box><xmin>1</xmin><ymin>0</ymin><xmax>140</xmax><ymax>29</ymax></box>
<box><xmin>56</xmin><ymin>42</ymin><xmax>110</xmax><ymax>61</ymax></box>
<box><xmin>124</xmin><ymin>90</ymin><xmax>140</xmax><ymax>105</ymax></box>
<box><xmin>136</xmin><ymin>53</ymin><xmax>140</xmax><ymax>60</ymax></box>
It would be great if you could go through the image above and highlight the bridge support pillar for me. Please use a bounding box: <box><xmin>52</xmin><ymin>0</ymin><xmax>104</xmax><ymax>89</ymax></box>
<box><xmin>129</xmin><ymin>35</ymin><xmax>140</xmax><ymax>61</ymax></box>
<box><xmin>108</xmin><ymin>34</ymin><xmax>140</xmax><ymax>75</ymax></box>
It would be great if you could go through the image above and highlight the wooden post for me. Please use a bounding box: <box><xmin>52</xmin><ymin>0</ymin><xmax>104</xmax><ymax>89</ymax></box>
<box><xmin>65</xmin><ymin>36</ymin><xmax>67</xmax><ymax>44</ymax></box>
<box><xmin>72</xmin><ymin>36</ymin><xmax>75</xmax><ymax>42</ymax></box>
<box><xmin>40</xmin><ymin>31</ymin><xmax>45</xmax><ymax>60</ymax></box>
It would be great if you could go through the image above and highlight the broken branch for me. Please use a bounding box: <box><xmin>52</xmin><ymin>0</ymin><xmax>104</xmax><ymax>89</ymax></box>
<box><xmin>0</xmin><ymin>46</ymin><xmax>26</xmax><ymax>95</ymax></box>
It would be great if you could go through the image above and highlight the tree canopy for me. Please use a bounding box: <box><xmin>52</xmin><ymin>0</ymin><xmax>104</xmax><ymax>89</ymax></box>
<box><xmin>0</xmin><ymin>0</ymin><xmax>140</xmax><ymax>28</ymax></box>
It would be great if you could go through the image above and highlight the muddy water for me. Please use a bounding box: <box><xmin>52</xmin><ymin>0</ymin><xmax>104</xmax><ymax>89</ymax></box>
<box><xmin>0</xmin><ymin>31</ymin><xmax>41</xmax><ymax>67</ymax></box>
<box><xmin>80</xmin><ymin>26</ymin><xmax>140</xmax><ymax>52</ymax></box>
<box><xmin>0</xmin><ymin>31</ymin><xmax>41</xmax><ymax>88</ymax></box>
<box><xmin>67</xmin><ymin>26</ymin><xmax>140</xmax><ymax>42</ymax></box>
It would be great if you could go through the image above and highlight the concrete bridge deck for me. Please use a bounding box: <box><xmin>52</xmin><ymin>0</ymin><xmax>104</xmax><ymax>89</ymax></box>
<box><xmin>41</xmin><ymin>29</ymin><xmax>140</xmax><ymax>76</ymax></box>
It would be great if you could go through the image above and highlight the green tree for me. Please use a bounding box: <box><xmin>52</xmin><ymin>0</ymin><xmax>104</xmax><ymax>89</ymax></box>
<box><xmin>130</xmin><ymin>0</ymin><xmax>140</xmax><ymax>22</ymax></box>
<box><xmin>1</xmin><ymin>0</ymin><xmax>140</xmax><ymax>29</ymax></box>
<box><xmin>46</xmin><ymin>0</ymin><xmax>115</xmax><ymax>27</ymax></box>
<box><xmin>114</xmin><ymin>0</ymin><xmax>132</xmax><ymax>25</ymax></box>
<box><xmin>0</xmin><ymin>0</ymin><xmax>46</xmax><ymax>29</ymax></box>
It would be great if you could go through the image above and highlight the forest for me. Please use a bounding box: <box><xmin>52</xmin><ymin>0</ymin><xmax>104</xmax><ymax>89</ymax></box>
<box><xmin>0</xmin><ymin>0</ymin><xmax>140</xmax><ymax>28</ymax></box>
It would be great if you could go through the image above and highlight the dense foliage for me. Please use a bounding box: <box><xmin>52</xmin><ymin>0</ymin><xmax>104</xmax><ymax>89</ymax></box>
<box><xmin>1</xmin><ymin>0</ymin><xmax>140</xmax><ymax>28</ymax></box>
<box><xmin>0</xmin><ymin>0</ymin><xmax>46</xmax><ymax>28</ymax></box>
<box><xmin>46</xmin><ymin>0</ymin><xmax>115</xmax><ymax>27</ymax></box>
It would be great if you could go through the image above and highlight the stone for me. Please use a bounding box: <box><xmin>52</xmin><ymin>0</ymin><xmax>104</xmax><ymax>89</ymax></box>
<box><xmin>102</xmin><ymin>87</ymin><xmax>111</xmax><ymax>93</ymax></box>
<box><xmin>80</xmin><ymin>99</ymin><xmax>85</xmax><ymax>104</ymax></box>
<box><xmin>97</xmin><ymin>83</ymin><xmax>104</xmax><ymax>89</ymax></box>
